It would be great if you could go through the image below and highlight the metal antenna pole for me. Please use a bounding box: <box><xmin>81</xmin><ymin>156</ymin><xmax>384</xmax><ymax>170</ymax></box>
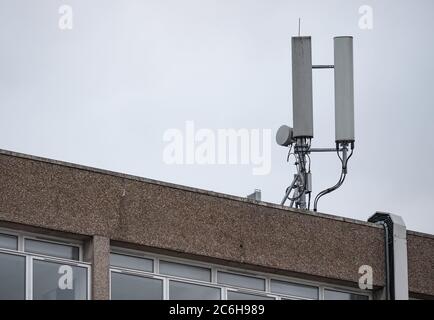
<box><xmin>281</xmin><ymin>137</ymin><xmax>311</xmax><ymax>209</ymax></box>
<box><xmin>280</xmin><ymin>174</ymin><xmax>299</xmax><ymax>206</ymax></box>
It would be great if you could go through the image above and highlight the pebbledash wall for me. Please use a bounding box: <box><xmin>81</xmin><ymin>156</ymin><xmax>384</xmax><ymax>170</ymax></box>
<box><xmin>0</xmin><ymin>149</ymin><xmax>433</xmax><ymax>300</ymax></box>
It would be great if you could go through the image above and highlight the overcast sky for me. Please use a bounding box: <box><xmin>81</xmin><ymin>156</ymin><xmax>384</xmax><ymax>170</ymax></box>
<box><xmin>1</xmin><ymin>0</ymin><xmax>433</xmax><ymax>234</ymax></box>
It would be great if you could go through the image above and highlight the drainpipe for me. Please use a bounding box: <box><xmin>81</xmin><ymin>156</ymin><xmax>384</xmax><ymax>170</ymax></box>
<box><xmin>368</xmin><ymin>212</ymin><xmax>409</xmax><ymax>300</ymax></box>
<box><xmin>376</xmin><ymin>221</ymin><xmax>390</xmax><ymax>300</ymax></box>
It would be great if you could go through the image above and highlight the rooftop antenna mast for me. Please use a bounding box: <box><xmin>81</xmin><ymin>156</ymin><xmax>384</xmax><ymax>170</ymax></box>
<box><xmin>276</xmin><ymin>35</ymin><xmax>355</xmax><ymax>211</ymax></box>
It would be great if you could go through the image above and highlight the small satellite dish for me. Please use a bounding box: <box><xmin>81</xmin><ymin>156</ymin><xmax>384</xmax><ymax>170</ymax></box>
<box><xmin>276</xmin><ymin>125</ymin><xmax>294</xmax><ymax>147</ymax></box>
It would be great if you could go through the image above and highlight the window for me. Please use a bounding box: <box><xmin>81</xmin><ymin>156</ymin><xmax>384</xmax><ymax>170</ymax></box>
<box><xmin>32</xmin><ymin>259</ymin><xmax>88</xmax><ymax>300</ymax></box>
<box><xmin>0</xmin><ymin>229</ymin><xmax>90</xmax><ymax>300</ymax></box>
<box><xmin>0</xmin><ymin>252</ymin><xmax>26</xmax><ymax>300</ymax></box>
<box><xmin>25</xmin><ymin>239</ymin><xmax>80</xmax><ymax>260</ymax></box>
<box><xmin>109</xmin><ymin>248</ymin><xmax>372</xmax><ymax>301</ymax></box>
<box><xmin>324</xmin><ymin>289</ymin><xmax>369</xmax><ymax>300</ymax></box>
<box><xmin>271</xmin><ymin>279</ymin><xmax>318</xmax><ymax>299</ymax></box>
<box><xmin>227</xmin><ymin>291</ymin><xmax>274</xmax><ymax>300</ymax></box>
<box><xmin>169</xmin><ymin>281</ymin><xmax>220</xmax><ymax>300</ymax></box>
<box><xmin>218</xmin><ymin>272</ymin><xmax>265</xmax><ymax>291</ymax></box>
<box><xmin>111</xmin><ymin>272</ymin><xmax>163</xmax><ymax>300</ymax></box>
<box><xmin>0</xmin><ymin>233</ymin><xmax>18</xmax><ymax>250</ymax></box>
<box><xmin>160</xmin><ymin>260</ymin><xmax>211</xmax><ymax>282</ymax></box>
<box><xmin>110</xmin><ymin>253</ymin><xmax>153</xmax><ymax>272</ymax></box>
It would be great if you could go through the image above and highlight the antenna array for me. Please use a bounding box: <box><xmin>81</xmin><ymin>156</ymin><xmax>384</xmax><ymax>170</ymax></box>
<box><xmin>277</xmin><ymin>36</ymin><xmax>355</xmax><ymax>211</ymax></box>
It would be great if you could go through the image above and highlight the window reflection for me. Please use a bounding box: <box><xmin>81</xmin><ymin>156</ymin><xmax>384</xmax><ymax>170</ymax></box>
<box><xmin>110</xmin><ymin>253</ymin><xmax>153</xmax><ymax>272</ymax></box>
<box><xmin>169</xmin><ymin>281</ymin><xmax>221</xmax><ymax>300</ymax></box>
<box><xmin>324</xmin><ymin>289</ymin><xmax>368</xmax><ymax>300</ymax></box>
<box><xmin>271</xmin><ymin>279</ymin><xmax>318</xmax><ymax>299</ymax></box>
<box><xmin>0</xmin><ymin>252</ymin><xmax>25</xmax><ymax>300</ymax></box>
<box><xmin>160</xmin><ymin>261</ymin><xmax>211</xmax><ymax>282</ymax></box>
<box><xmin>111</xmin><ymin>272</ymin><xmax>163</xmax><ymax>300</ymax></box>
<box><xmin>218</xmin><ymin>272</ymin><xmax>265</xmax><ymax>291</ymax></box>
<box><xmin>33</xmin><ymin>260</ymin><xmax>87</xmax><ymax>300</ymax></box>
<box><xmin>25</xmin><ymin>239</ymin><xmax>79</xmax><ymax>260</ymax></box>
<box><xmin>0</xmin><ymin>233</ymin><xmax>18</xmax><ymax>250</ymax></box>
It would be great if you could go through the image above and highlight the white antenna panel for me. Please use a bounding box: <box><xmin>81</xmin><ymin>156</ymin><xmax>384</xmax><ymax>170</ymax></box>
<box><xmin>334</xmin><ymin>36</ymin><xmax>355</xmax><ymax>142</ymax></box>
<box><xmin>292</xmin><ymin>37</ymin><xmax>314</xmax><ymax>138</ymax></box>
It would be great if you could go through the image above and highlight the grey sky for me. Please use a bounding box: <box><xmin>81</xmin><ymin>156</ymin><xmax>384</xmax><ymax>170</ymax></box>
<box><xmin>1</xmin><ymin>0</ymin><xmax>433</xmax><ymax>234</ymax></box>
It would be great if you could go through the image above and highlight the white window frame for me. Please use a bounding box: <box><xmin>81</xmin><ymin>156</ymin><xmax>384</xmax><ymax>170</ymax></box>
<box><xmin>167</xmin><ymin>278</ymin><xmax>223</xmax><ymax>300</ymax></box>
<box><xmin>225</xmin><ymin>287</ymin><xmax>278</xmax><ymax>300</ymax></box>
<box><xmin>109</xmin><ymin>268</ymin><xmax>165</xmax><ymax>300</ymax></box>
<box><xmin>322</xmin><ymin>286</ymin><xmax>371</xmax><ymax>300</ymax></box>
<box><xmin>109</xmin><ymin>247</ymin><xmax>373</xmax><ymax>301</ymax></box>
<box><xmin>216</xmin><ymin>269</ymin><xmax>267</xmax><ymax>292</ymax></box>
<box><xmin>23</xmin><ymin>236</ymin><xmax>83</xmax><ymax>261</ymax></box>
<box><xmin>0</xmin><ymin>227</ymin><xmax>83</xmax><ymax>261</ymax></box>
<box><xmin>268</xmin><ymin>277</ymin><xmax>320</xmax><ymax>300</ymax></box>
<box><xmin>30</xmin><ymin>255</ymin><xmax>91</xmax><ymax>300</ymax></box>
<box><xmin>0</xmin><ymin>228</ymin><xmax>91</xmax><ymax>300</ymax></box>
<box><xmin>0</xmin><ymin>248</ymin><xmax>91</xmax><ymax>300</ymax></box>
<box><xmin>159</xmin><ymin>259</ymin><xmax>213</xmax><ymax>283</ymax></box>
<box><xmin>109</xmin><ymin>251</ymin><xmax>154</xmax><ymax>273</ymax></box>
<box><xmin>0</xmin><ymin>229</ymin><xmax>20</xmax><ymax>251</ymax></box>
<box><xmin>0</xmin><ymin>249</ymin><xmax>27</xmax><ymax>299</ymax></box>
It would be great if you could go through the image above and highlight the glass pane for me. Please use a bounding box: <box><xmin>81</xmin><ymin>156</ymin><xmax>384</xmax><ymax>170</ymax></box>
<box><xmin>324</xmin><ymin>289</ymin><xmax>369</xmax><ymax>300</ymax></box>
<box><xmin>25</xmin><ymin>239</ymin><xmax>79</xmax><ymax>260</ymax></box>
<box><xmin>271</xmin><ymin>280</ymin><xmax>318</xmax><ymax>299</ymax></box>
<box><xmin>218</xmin><ymin>272</ymin><xmax>265</xmax><ymax>291</ymax></box>
<box><xmin>169</xmin><ymin>281</ymin><xmax>221</xmax><ymax>300</ymax></box>
<box><xmin>33</xmin><ymin>260</ymin><xmax>88</xmax><ymax>300</ymax></box>
<box><xmin>111</xmin><ymin>272</ymin><xmax>163</xmax><ymax>300</ymax></box>
<box><xmin>227</xmin><ymin>291</ymin><xmax>274</xmax><ymax>300</ymax></box>
<box><xmin>160</xmin><ymin>261</ymin><xmax>211</xmax><ymax>282</ymax></box>
<box><xmin>0</xmin><ymin>252</ymin><xmax>25</xmax><ymax>299</ymax></box>
<box><xmin>110</xmin><ymin>253</ymin><xmax>153</xmax><ymax>272</ymax></box>
<box><xmin>0</xmin><ymin>233</ymin><xmax>18</xmax><ymax>250</ymax></box>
